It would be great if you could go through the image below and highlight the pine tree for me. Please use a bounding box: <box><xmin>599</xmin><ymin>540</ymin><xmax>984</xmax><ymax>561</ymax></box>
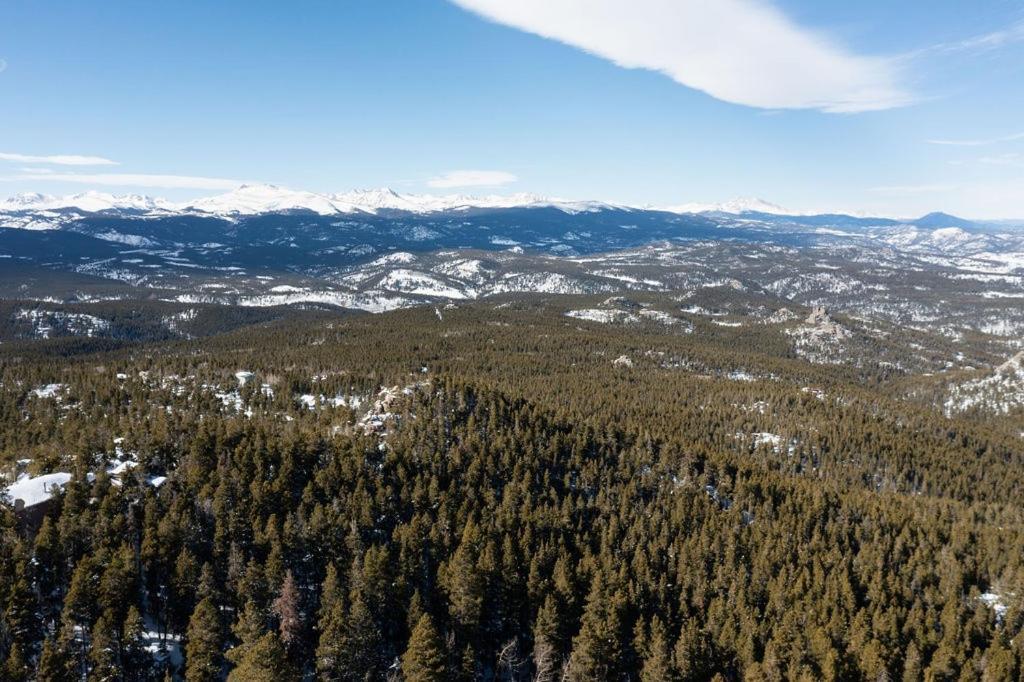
<box><xmin>98</xmin><ymin>544</ymin><xmax>139</xmax><ymax>623</ymax></box>
<box><xmin>441</xmin><ymin>522</ymin><xmax>485</xmax><ymax>635</ymax></box>
<box><xmin>226</xmin><ymin>632</ymin><xmax>298</xmax><ymax>682</ymax></box>
<box><xmin>926</xmin><ymin>641</ymin><xmax>958</xmax><ymax>682</ymax></box>
<box><xmin>122</xmin><ymin>606</ymin><xmax>153</xmax><ymax>682</ymax></box>
<box><xmin>2</xmin><ymin>644</ymin><xmax>30</xmax><ymax>682</ymax></box>
<box><xmin>237</xmin><ymin>599</ymin><xmax>271</xmax><ymax>644</ymax></box>
<box><xmin>65</xmin><ymin>556</ymin><xmax>99</xmax><ymax>628</ymax></box>
<box><xmin>406</xmin><ymin>588</ymin><xmax>425</xmax><ymax>636</ymax></box>
<box><xmin>981</xmin><ymin>636</ymin><xmax>1018</xmax><ymax>681</ymax></box>
<box><xmin>532</xmin><ymin>593</ymin><xmax>565</xmax><ymax>682</ymax></box>
<box><xmin>566</xmin><ymin>573</ymin><xmax>624</xmax><ymax>681</ymax></box>
<box><xmin>173</xmin><ymin>549</ymin><xmax>202</xmax><ymax>633</ymax></box>
<box><xmin>401</xmin><ymin>613</ymin><xmax>448</xmax><ymax>682</ymax></box>
<box><xmin>57</xmin><ymin>615</ymin><xmax>90</xmax><ymax>681</ymax></box>
<box><xmin>227</xmin><ymin>599</ymin><xmax>268</xmax><ymax>671</ymax></box>
<box><xmin>198</xmin><ymin>562</ymin><xmax>219</xmax><ymax>604</ymax></box>
<box><xmin>88</xmin><ymin>613</ymin><xmax>121</xmax><ymax>682</ymax></box>
<box><xmin>33</xmin><ymin>516</ymin><xmax>63</xmax><ymax>610</ymax></box>
<box><xmin>4</xmin><ymin>576</ymin><xmax>40</xmax><ymax>654</ymax></box>
<box><xmin>185</xmin><ymin>597</ymin><xmax>223</xmax><ymax>682</ymax></box>
<box><xmin>37</xmin><ymin>635</ymin><xmax>75</xmax><ymax>682</ymax></box>
<box><xmin>238</xmin><ymin>559</ymin><xmax>269</xmax><ymax>612</ymax></box>
<box><xmin>335</xmin><ymin>585</ymin><xmax>386</xmax><ymax>680</ymax></box>
<box><xmin>902</xmin><ymin>642</ymin><xmax>923</xmax><ymax>682</ymax></box>
<box><xmin>673</xmin><ymin>620</ymin><xmax>713</xmax><ymax>682</ymax></box>
<box><xmin>641</xmin><ymin>616</ymin><xmax>676</xmax><ymax>682</ymax></box>
<box><xmin>264</xmin><ymin>540</ymin><xmax>286</xmax><ymax>592</ymax></box>
<box><xmin>314</xmin><ymin>564</ymin><xmax>347</xmax><ymax>679</ymax></box>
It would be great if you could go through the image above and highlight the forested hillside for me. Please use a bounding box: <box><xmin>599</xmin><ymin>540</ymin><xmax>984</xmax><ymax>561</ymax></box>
<box><xmin>1</xmin><ymin>298</ymin><xmax>1022</xmax><ymax>680</ymax></box>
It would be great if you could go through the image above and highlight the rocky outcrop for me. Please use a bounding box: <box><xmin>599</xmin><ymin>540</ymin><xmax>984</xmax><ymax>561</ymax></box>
<box><xmin>805</xmin><ymin>305</ymin><xmax>829</xmax><ymax>325</ymax></box>
<box><xmin>997</xmin><ymin>351</ymin><xmax>1024</xmax><ymax>375</ymax></box>
<box><xmin>803</xmin><ymin>306</ymin><xmax>851</xmax><ymax>341</ymax></box>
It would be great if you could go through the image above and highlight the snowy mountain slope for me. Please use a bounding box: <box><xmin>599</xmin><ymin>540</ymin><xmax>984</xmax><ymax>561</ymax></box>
<box><xmin>6</xmin><ymin>185</ymin><xmax>1016</xmax><ymax>228</ymax></box>
<box><xmin>944</xmin><ymin>352</ymin><xmax>1024</xmax><ymax>416</ymax></box>
<box><xmin>1</xmin><ymin>184</ymin><xmax>1023</xmax><ymax>364</ymax></box>
<box><xmin>5</xmin><ymin>187</ymin><xmax>1022</xmax><ymax>263</ymax></box>
<box><xmin>0</xmin><ymin>191</ymin><xmax>175</xmax><ymax>213</ymax></box>
<box><xmin>666</xmin><ymin>197</ymin><xmax>795</xmax><ymax>216</ymax></box>
<box><xmin>875</xmin><ymin>226</ymin><xmax>1000</xmax><ymax>254</ymax></box>
<box><xmin>183</xmin><ymin>184</ymin><xmax>365</xmax><ymax>216</ymax></box>
<box><xmin>330</xmin><ymin>188</ymin><xmax>616</xmax><ymax>214</ymax></box>
<box><xmin>0</xmin><ymin>185</ymin><xmax>629</xmax><ymax>219</ymax></box>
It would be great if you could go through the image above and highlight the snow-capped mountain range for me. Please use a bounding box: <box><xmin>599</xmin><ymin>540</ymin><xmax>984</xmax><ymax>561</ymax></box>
<box><xmin>2</xmin><ymin>184</ymin><xmax>1020</xmax><ymax>231</ymax></box>
<box><xmin>0</xmin><ymin>183</ymin><xmax>938</xmax><ymax>222</ymax></box>
<box><xmin>1</xmin><ymin>178</ymin><xmax>1023</xmax><ymax>369</ymax></box>
<box><xmin>0</xmin><ymin>184</ymin><xmax>624</xmax><ymax>218</ymax></box>
<box><xmin>0</xmin><ymin>191</ymin><xmax>176</xmax><ymax>214</ymax></box>
<box><xmin>664</xmin><ymin>197</ymin><xmax>795</xmax><ymax>216</ymax></box>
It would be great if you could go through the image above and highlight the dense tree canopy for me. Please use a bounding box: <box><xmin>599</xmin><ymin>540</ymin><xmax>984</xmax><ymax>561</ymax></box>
<box><xmin>0</xmin><ymin>298</ymin><xmax>1021</xmax><ymax>680</ymax></box>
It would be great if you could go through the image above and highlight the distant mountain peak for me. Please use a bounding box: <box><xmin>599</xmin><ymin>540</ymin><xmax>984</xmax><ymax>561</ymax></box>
<box><xmin>919</xmin><ymin>211</ymin><xmax>960</xmax><ymax>220</ymax></box>
<box><xmin>0</xmin><ymin>191</ymin><xmax>170</xmax><ymax>213</ymax></box>
<box><xmin>667</xmin><ymin>197</ymin><xmax>795</xmax><ymax>216</ymax></box>
<box><xmin>332</xmin><ymin>187</ymin><xmax>418</xmax><ymax>211</ymax></box>
<box><xmin>184</xmin><ymin>184</ymin><xmax>357</xmax><ymax>216</ymax></box>
<box><xmin>913</xmin><ymin>211</ymin><xmax>975</xmax><ymax>229</ymax></box>
<box><xmin>0</xmin><ymin>192</ymin><xmax>55</xmax><ymax>210</ymax></box>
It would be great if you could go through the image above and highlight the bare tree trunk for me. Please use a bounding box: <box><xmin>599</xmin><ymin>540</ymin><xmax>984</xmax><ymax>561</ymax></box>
<box><xmin>532</xmin><ymin>639</ymin><xmax>561</xmax><ymax>682</ymax></box>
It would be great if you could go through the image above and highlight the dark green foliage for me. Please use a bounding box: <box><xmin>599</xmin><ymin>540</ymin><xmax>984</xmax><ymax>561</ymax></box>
<box><xmin>87</xmin><ymin>613</ymin><xmax>120</xmax><ymax>682</ymax></box>
<box><xmin>402</xmin><ymin>614</ymin><xmax>448</xmax><ymax>682</ymax></box>
<box><xmin>314</xmin><ymin>564</ymin><xmax>347</xmax><ymax>679</ymax></box>
<box><xmin>122</xmin><ymin>606</ymin><xmax>152</xmax><ymax>682</ymax></box>
<box><xmin>36</xmin><ymin>633</ymin><xmax>76</xmax><ymax>682</ymax></box>
<box><xmin>2</xmin><ymin>643</ymin><xmax>30</xmax><ymax>682</ymax></box>
<box><xmin>185</xmin><ymin>598</ymin><xmax>223</xmax><ymax>682</ymax></box>
<box><xmin>0</xmin><ymin>298</ymin><xmax>1022</xmax><ymax>680</ymax></box>
<box><xmin>226</xmin><ymin>631</ymin><xmax>297</xmax><ymax>682</ymax></box>
<box><xmin>566</xmin><ymin>572</ymin><xmax>626</xmax><ymax>681</ymax></box>
<box><xmin>639</xmin><ymin>616</ymin><xmax>675</xmax><ymax>682</ymax></box>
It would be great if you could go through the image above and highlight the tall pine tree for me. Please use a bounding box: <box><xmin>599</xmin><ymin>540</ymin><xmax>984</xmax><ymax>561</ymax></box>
<box><xmin>227</xmin><ymin>632</ymin><xmax>297</xmax><ymax>682</ymax></box>
<box><xmin>401</xmin><ymin>614</ymin><xmax>448</xmax><ymax>682</ymax></box>
<box><xmin>185</xmin><ymin>597</ymin><xmax>223</xmax><ymax>682</ymax></box>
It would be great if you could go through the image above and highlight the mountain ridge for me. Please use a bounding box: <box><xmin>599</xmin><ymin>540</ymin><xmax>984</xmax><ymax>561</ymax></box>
<box><xmin>2</xmin><ymin>184</ymin><xmax>1009</xmax><ymax>227</ymax></box>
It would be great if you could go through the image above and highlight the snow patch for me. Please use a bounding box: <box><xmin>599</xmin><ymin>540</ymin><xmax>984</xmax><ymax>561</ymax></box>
<box><xmin>4</xmin><ymin>472</ymin><xmax>73</xmax><ymax>508</ymax></box>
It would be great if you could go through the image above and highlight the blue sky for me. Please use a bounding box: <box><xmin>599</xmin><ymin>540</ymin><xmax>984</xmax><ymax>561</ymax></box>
<box><xmin>1</xmin><ymin>0</ymin><xmax>1023</xmax><ymax>217</ymax></box>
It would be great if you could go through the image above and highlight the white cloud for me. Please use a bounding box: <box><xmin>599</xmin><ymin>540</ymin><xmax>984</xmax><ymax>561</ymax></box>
<box><xmin>0</xmin><ymin>152</ymin><xmax>119</xmax><ymax>166</ymax></box>
<box><xmin>926</xmin><ymin>132</ymin><xmax>1024</xmax><ymax>147</ymax></box>
<box><xmin>449</xmin><ymin>0</ymin><xmax>911</xmax><ymax>113</ymax></box>
<box><xmin>427</xmin><ymin>169</ymin><xmax>518</xmax><ymax>188</ymax></box>
<box><xmin>0</xmin><ymin>59</ymin><xmax>7</xmax><ymax>74</ymax></box>
<box><xmin>932</xmin><ymin>19</ymin><xmax>1024</xmax><ymax>54</ymax></box>
<box><xmin>978</xmin><ymin>153</ymin><xmax>1024</xmax><ymax>168</ymax></box>
<box><xmin>9</xmin><ymin>172</ymin><xmax>243</xmax><ymax>190</ymax></box>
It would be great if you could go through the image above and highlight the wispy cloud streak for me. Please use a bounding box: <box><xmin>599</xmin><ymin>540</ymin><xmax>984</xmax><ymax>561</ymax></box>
<box><xmin>427</xmin><ymin>170</ymin><xmax>518</xmax><ymax>188</ymax></box>
<box><xmin>450</xmin><ymin>0</ymin><xmax>912</xmax><ymax>112</ymax></box>
<box><xmin>927</xmin><ymin>132</ymin><xmax>1024</xmax><ymax>147</ymax></box>
<box><xmin>0</xmin><ymin>152</ymin><xmax>119</xmax><ymax>166</ymax></box>
<box><xmin>931</xmin><ymin>19</ymin><xmax>1024</xmax><ymax>54</ymax></box>
<box><xmin>7</xmin><ymin>172</ymin><xmax>243</xmax><ymax>190</ymax></box>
